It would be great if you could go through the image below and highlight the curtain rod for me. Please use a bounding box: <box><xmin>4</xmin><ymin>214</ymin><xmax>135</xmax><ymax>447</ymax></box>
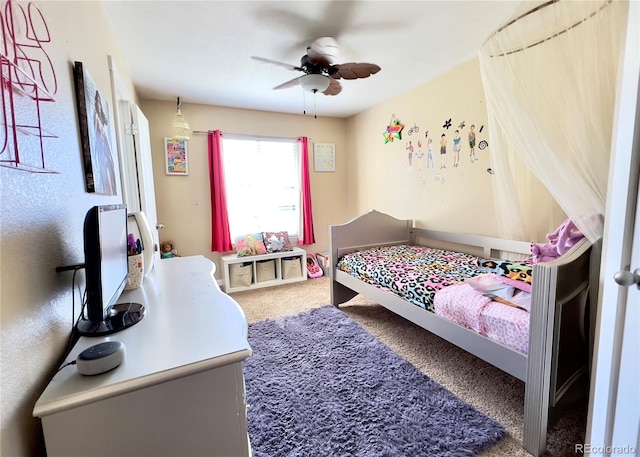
<box><xmin>485</xmin><ymin>0</ymin><xmax>612</xmax><ymax>56</ymax></box>
<box><xmin>192</xmin><ymin>131</ymin><xmax>307</xmax><ymax>142</ymax></box>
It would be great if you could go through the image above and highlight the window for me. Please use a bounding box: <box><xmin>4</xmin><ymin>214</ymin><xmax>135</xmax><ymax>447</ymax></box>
<box><xmin>222</xmin><ymin>136</ymin><xmax>300</xmax><ymax>239</ymax></box>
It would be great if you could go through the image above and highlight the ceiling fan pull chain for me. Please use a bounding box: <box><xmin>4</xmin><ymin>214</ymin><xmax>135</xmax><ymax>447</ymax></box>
<box><xmin>313</xmin><ymin>90</ymin><xmax>318</xmax><ymax>119</ymax></box>
<box><xmin>302</xmin><ymin>90</ymin><xmax>307</xmax><ymax>115</ymax></box>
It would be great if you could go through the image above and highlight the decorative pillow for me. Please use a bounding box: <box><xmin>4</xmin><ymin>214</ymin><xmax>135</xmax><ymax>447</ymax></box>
<box><xmin>477</xmin><ymin>259</ymin><xmax>533</xmax><ymax>293</ymax></box>
<box><xmin>234</xmin><ymin>233</ymin><xmax>267</xmax><ymax>257</ymax></box>
<box><xmin>262</xmin><ymin>231</ymin><xmax>293</xmax><ymax>253</ymax></box>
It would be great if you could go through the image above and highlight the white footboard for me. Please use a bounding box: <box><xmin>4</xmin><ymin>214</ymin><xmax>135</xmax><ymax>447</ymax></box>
<box><xmin>524</xmin><ymin>238</ymin><xmax>592</xmax><ymax>455</ymax></box>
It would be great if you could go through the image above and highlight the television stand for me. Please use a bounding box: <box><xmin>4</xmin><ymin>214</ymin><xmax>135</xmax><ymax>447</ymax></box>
<box><xmin>33</xmin><ymin>256</ymin><xmax>252</xmax><ymax>457</ymax></box>
<box><xmin>76</xmin><ymin>302</ymin><xmax>146</xmax><ymax>336</ymax></box>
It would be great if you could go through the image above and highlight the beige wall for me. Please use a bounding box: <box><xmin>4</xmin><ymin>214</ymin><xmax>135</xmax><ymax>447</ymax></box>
<box><xmin>139</xmin><ymin>100</ymin><xmax>349</xmax><ymax>276</ymax></box>
<box><xmin>345</xmin><ymin>59</ymin><xmax>501</xmax><ymax>236</ymax></box>
<box><xmin>0</xmin><ymin>1</ymin><xmax>135</xmax><ymax>455</ymax></box>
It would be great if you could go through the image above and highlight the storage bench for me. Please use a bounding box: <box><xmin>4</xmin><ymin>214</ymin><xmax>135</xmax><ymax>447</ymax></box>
<box><xmin>221</xmin><ymin>247</ymin><xmax>307</xmax><ymax>293</ymax></box>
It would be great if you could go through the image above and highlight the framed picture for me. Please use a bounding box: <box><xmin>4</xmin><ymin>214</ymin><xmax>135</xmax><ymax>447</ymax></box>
<box><xmin>73</xmin><ymin>61</ymin><xmax>118</xmax><ymax>195</ymax></box>
<box><xmin>313</xmin><ymin>142</ymin><xmax>335</xmax><ymax>172</ymax></box>
<box><xmin>164</xmin><ymin>138</ymin><xmax>189</xmax><ymax>175</ymax></box>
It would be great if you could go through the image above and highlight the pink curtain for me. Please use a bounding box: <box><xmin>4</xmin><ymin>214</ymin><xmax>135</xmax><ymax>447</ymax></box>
<box><xmin>298</xmin><ymin>137</ymin><xmax>315</xmax><ymax>245</ymax></box>
<box><xmin>207</xmin><ymin>130</ymin><xmax>233</xmax><ymax>252</ymax></box>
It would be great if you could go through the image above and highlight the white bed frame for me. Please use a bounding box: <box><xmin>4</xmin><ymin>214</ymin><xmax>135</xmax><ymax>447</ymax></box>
<box><xmin>329</xmin><ymin>210</ymin><xmax>593</xmax><ymax>456</ymax></box>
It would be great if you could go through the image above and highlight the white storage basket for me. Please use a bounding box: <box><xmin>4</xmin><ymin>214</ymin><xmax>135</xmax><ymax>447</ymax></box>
<box><xmin>256</xmin><ymin>259</ymin><xmax>276</xmax><ymax>282</ymax></box>
<box><xmin>282</xmin><ymin>257</ymin><xmax>302</xmax><ymax>280</ymax></box>
<box><xmin>229</xmin><ymin>263</ymin><xmax>253</xmax><ymax>288</ymax></box>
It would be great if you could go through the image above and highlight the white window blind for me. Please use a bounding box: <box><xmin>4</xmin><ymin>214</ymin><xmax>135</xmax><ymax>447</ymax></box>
<box><xmin>222</xmin><ymin>136</ymin><xmax>300</xmax><ymax>239</ymax></box>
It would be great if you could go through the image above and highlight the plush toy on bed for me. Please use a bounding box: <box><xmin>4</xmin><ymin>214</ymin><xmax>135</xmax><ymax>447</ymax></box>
<box><xmin>530</xmin><ymin>218</ymin><xmax>584</xmax><ymax>263</ymax></box>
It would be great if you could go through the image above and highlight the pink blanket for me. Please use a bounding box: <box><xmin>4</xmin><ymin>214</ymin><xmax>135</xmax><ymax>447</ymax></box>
<box><xmin>434</xmin><ymin>283</ymin><xmax>530</xmax><ymax>354</ymax></box>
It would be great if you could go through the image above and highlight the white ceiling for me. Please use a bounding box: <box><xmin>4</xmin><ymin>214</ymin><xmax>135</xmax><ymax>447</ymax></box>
<box><xmin>102</xmin><ymin>1</ymin><xmax>524</xmax><ymax>118</ymax></box>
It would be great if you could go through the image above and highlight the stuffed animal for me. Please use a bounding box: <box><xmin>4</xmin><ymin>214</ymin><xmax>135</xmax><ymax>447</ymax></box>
<box><xmin>531</xmin><ymin>219</ymin><xmax>584</xmax><ymax>263</ymax></box>
<box><xmin>530</xmin><ymin>243</ymin><xmax>558</xmax><ymax>263</ymax></box>
<box><xmin>160</xmin><ymin>241</ymin><xmax>179</xmax><ymax>259</ymax></box>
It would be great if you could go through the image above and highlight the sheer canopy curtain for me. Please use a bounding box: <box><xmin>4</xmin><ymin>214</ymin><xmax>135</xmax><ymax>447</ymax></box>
<box><xmin>479</xmin><ymin>0</ymin><xmax>627</xmax><ymax>242</ymax></box>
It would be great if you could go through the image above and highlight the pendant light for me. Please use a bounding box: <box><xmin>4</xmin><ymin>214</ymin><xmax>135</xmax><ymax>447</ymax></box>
<box><xmin>172</xmin><ymin>97</ymin><xmax>190</xmax><ymax>140</ymax></box>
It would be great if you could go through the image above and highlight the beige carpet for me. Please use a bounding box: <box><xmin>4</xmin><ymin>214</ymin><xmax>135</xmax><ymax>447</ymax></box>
<box><xmin>230</xmin><ymin>276</ymin><xmax>587</xmax><ymax>457</ymax></box>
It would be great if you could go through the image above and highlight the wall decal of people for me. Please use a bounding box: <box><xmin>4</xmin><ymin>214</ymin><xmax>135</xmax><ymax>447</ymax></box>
<box><xmin>469</xmin><ymin>124</ymin><xmax>478</xmax><ymax>163</ymax></box>
<box><xmin>427</xmin><ymin>137</ymin><xmax>434</xmax><ymax>169</ymax></box>
<box><xmin>453</xmin><ymin>129</ymin><xmax>461</xmax><ymax>167</ymax></box>
<box><xmin>439</xmin><ymin>133</ymin><xmax>447</xmax><ymax>169</ymax></box>
<box><xmin>406</xmin><ymin>140</ymin><xmax>414</xmax><ymax>166</ymax></box>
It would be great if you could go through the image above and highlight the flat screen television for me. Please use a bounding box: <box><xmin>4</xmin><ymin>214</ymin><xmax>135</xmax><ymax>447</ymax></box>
<box><xmin>76</xmin><ymin>204</ymin><xmax>145</xmax><ymax>336</ymax></box>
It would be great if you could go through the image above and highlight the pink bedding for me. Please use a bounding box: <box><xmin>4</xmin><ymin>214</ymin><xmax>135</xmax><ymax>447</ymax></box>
<box><xmin>434</xmin><ymin>283</ymin><xmax>530</xmax><ymax>354</ymax></box>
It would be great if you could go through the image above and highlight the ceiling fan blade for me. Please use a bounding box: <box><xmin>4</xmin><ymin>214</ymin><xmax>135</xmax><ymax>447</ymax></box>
<box><xmin>251</xmin><ymin>56</ymin><xmax>302</xmax><ymax>72</ymax></box>
<box><xmin>273</xmin><ymin>76</ymin><xmax>304</xmax><ymax>90</ymax></box>
<box><xmin>323</xmin><ymin>78</ymin><xmax>342</xmax><ymax>96</ymax></box>
<box><xmin>307</xmin><ymin>36</ymin><xmax>339</xmax><ymax>67</ymax></box>
<box><xmin>329</xmin><ymin>62</ymin><xmax>381</xmax><ymax>80</ymax></box>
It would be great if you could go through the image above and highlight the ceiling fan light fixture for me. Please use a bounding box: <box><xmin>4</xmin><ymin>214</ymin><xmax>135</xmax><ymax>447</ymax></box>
<box><xmin>172</xmin><ymin>96</ymin><xmax>190</xmax><ymax>141</ymax></box>
<box><xmin>299</xmin><ymin>74</ymin><xmax>330</xmax><ymax>93</ymax></box>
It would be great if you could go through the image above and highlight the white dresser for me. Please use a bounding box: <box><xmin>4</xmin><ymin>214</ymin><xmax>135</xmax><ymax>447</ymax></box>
<box><xmin>33</xmin><ymin>256</ymin><xmax>252</xmax><ymax>457</ymax></box>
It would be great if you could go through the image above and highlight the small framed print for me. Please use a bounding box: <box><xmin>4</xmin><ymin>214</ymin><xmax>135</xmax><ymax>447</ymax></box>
<box><xmin>164</xmin><ymin>138</ymin><xmax>188</xmax><ymax>175</ymax></box>
<box><xmin>313</xmin><ymin>142</ymin><xmax>335</xmax><ymax>172</ymax></box>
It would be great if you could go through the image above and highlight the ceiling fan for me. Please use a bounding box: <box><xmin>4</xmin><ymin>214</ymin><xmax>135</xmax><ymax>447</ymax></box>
<box><xmin>251</xmin><ymin>37</ymin><xmax>381</xmax><ymax>96</ymax></box>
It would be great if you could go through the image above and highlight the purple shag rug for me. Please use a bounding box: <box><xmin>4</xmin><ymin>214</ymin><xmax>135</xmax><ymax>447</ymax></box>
<box><xmin>244</xmin><ymin>305</ymin><xmax>506</xmax><ymax>457</ymax></box>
